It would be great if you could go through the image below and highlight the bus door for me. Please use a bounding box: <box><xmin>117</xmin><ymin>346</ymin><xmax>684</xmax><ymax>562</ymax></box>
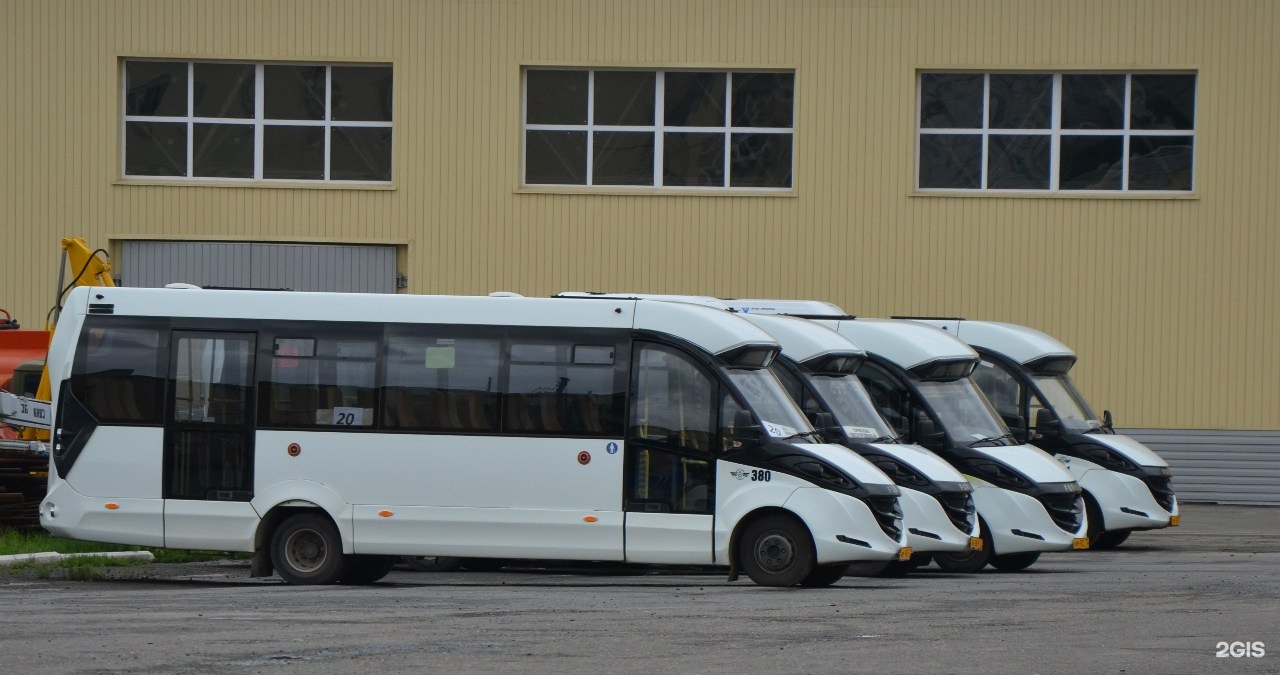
<box><xmin>624</xmin><ymin>343</ymin><xmax>716</xmax><ymax>564</ymax></box>
<box><xmin>162</xmin><ymin>330</ymin><xmax>259</xmax><ymax>549</ymax></box>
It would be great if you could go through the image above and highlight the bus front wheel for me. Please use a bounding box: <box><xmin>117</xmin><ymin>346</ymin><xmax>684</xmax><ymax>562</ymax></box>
<box><xmin>738</xmin><ymin>514</ymin><xmax>816</xmax><ymax>587</ymax></box>
<box><xmin>271</xmin><ymin>513</ymin><xmax>349</xmax><ymax>585</ymax></box>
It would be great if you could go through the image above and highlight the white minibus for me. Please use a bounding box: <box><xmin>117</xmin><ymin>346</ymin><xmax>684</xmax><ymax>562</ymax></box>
<box><xmin>736</xmin><ymin>313</ymin><xmax>983</xmax><ymax>575</ymax></box>
<box><xmin>41</xmin><ymin>286</ymin><xmax>906</xmax><ymax>586</ymax></box>
<box><xmin>903</xmin><ymin>318</ymin><xmax>1178</xmax><ymax>548</ymax></box>
<box><xmin>733</xmin><ymin>302</ymin><xmax>1091</xmax><ymax>572</ymax></box>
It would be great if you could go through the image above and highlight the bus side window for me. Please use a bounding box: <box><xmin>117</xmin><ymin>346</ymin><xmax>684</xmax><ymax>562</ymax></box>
<box><xmin>260</xmin><ymin>327</ymin><xmax>379</xmax><ymax>429</ymax></box>
<box><xmin>505</xmin><ymin>339</ymin><xmax>626</xmax><ymax>437</ymax></box>
<box><xmin>974</xmin><ymin>359</ymin><xmax>1024</xmax><ymax>428</ymax></box>
<box><xmin>381</xmin><ymin>330</ymin><xmax>502</xmax><ymax>433</ymax></box>
<box><xmin>856</xmin><ymin>363</ymin><xmax>910</xmax><ymax>437</ymax></box>
<box><xmin>69</xmin><ymin>317</ymin><xmax>166</xmax><ymax>425</ymax></box>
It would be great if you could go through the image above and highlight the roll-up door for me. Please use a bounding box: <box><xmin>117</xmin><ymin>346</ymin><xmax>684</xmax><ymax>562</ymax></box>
<box><xmin>119</xmin><ymin>241</ymin><xmax>397</xmax><ymax>293</ymax></box>
<box><xmin>1122</xmin><ymin>428</ymin><xmax>1280</xmax><ymax>505</ymax></box>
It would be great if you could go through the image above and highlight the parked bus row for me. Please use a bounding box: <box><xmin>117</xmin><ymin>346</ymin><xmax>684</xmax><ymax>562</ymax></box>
<box><xmin>36</xmin><ymin>286</ymin><xmax>1177</xmax><ymax>587</ymax></box>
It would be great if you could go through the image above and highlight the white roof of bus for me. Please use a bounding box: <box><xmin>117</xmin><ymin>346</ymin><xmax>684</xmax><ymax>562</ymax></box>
<box><xmin>726</xmin><ymin>298</ymin><xmax>848</xmax><ymax>316</ymax></box>
<box><xmin>64</xmin><ymin>286</ymin><xmax>777</xmax><ymax>357</ymax></box>
<box><xmin>904</xmin><ymin>319</ymin><xmax>1076</xmax><ymax>366</ymax></box>
<box><xmin>737</xmin><ymin>314</ymin><xmax>866</xmax><ymax>363</ymax></box>
<box><xmin>814</xmin><ymin>317</ymin><xmax>978</xmax><ymax>370</ymax></box>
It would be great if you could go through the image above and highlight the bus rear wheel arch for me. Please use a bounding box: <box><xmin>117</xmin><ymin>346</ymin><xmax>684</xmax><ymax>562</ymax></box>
<box><xmin>269</xmin><ymin>512</ymin><xmax>350</xmax><ymax>585</ymax></box>
<box><xmin>735</xmin><ymin>511</ymin><xmax>819</xmax><ymax>587</ymax></box>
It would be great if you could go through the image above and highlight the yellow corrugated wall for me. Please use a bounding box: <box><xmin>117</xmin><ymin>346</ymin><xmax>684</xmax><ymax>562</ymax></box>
<box><xmin>1</xmin><ymin>0</ymin><xmax>1277</xmax><ymax>430</ymax></box>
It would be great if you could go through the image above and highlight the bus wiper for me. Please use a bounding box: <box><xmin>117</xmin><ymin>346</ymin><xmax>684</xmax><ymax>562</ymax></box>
<box><xmin>870</xmin><ymin>435</ymin><xmax>899</xmax><ymax>444</ymax></box>
<box><xmin>967</xmin><ymin>433</ymin><xmax>1015</xmax><ymax>447</ymax></box>
<box><xmin>776</xmin><ymin>430</ymin><xmax>823</xmax><ymax>443</ymax></box>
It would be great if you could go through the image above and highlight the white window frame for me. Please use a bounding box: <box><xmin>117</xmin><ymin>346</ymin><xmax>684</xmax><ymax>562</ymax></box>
<box><xmin>916</xmin><ymin>71</ymin><xmax>1196</xmax><ymax>194</ymax></box>
<box><xmin>121</xmin><ymin>59</ymin><xmax>393</xmax><ymax>184</ymax></box>
<box><xmin>521</xmin><ymin>68</ymin><xmax>795</xmax><ymax>191</ymax></box>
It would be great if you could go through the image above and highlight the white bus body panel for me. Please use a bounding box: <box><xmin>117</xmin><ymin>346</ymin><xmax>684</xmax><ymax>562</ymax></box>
<box><xmin>819</xmin><ymin>318</ymin><xmax>980</xmax><ymax>371</ymax></box>
<box><xmin>897</xmin><ymin>486</ymin><xmax>975</xmax><ymax>553</ymax></box>
<box><xmin>971</xmin><ymin>482</ymin><xmax>1086</xmax><ymax>555</ymax></box>
<box><xmin>41</xmin><ymin>483</ymin><xmax>165</xmax><ymax>547</ymax></box>
<box><xmin>975</xmin><ymin>443</ymin><xmax>1080</xmax><ymax>483</ymax></box>
<box><xmin>866</xmin><ymin>443</ymin><xmax>980</xmax><ymax>550</ymax></box>
<box><xmin>257</xmin><ymin>431</ymin><xmax>627</xmax><ymax>561</ymax></box>
<box><xmin>625</xmin><ymin>513</ymin><xmax>714</xmax><ymax>565</ymax></box>
<box><xmin>737</xmin><ymin>314</ymin><xmax>865</xmax><ymax>363</ymax></box>
<box><xmin>714</xmin><ymin>454</ymin><xmax>904</xmax><ymax>565</ymax></box>
<box><xmin>911</xmin><ymin>319</ymin><xmax>1075</xmax><ymax>367</ymax></box>
<box><xmin>1057</xmin><ymin>455</ymin><xmax>1178</xmax><ymax>529</ymax></box>
<box><xmin>164</xmin><ymin>500</ymin><xmax>259</xmax><ymax>551</ymax></box>
<box><xmin>41</xmin><ymin>426</ymin><xmax>165</xmax><ymax>546</ymax></box>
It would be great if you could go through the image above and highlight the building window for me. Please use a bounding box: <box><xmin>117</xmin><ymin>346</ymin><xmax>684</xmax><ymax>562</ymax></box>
<box><xmin>917</xmin><ymin>72</ymin><xmax>1195</xmax><ymax>193</ymax></box>
<box><xmin>523</xmin><ymin>68</ymin><xmax>794</xmax><ymax>190</ymax></box>
<box><xmin>123</xmin><ymin>60</ymin><xmax>393</xmax><ymax>183</ymax></box>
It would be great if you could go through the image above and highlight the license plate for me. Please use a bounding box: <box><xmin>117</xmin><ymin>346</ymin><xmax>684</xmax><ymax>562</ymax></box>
<box><xmin>1073</xmin><ymin>537</ymin><xmax>1091</xmax><ymax>550</ymax></box>
<box><xmin>1169</xmin><ymin>515</ymin><xmax>1181</xmax><ymax>526</ymax></box>
<box><xmin>969</xmin><ymin>536</ymin><xmax>984</xmax><ymax>551</ymax></box>
<box><xmin>898</xmin><ymin>547</ymin><xmax>913</xmax><ymax>561</ymax></box>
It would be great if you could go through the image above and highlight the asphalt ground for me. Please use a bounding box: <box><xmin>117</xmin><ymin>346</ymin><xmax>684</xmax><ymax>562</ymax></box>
<box><xmin>1</xmin><ymin>502</ymin><xmax>1277</xmax><ymax>675</ymax></box>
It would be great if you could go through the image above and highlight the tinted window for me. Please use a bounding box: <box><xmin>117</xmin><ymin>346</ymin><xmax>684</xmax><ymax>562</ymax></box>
<box><xmin>382</xmin><ymin>328</ymin><xmax>503</xmax><ymax>432</ymax></box>
<box><xmin>69</xmin><ymin>316</ymin><xmax>167</xmax><ymax>425</ymax></box>
<box><xmin>260</xmin><ymin>324</ymin><xmax>379</xmax><ymax>428</ymax></box>
<box><xmin>505</xmin><ymin>337</ymin><xmax>627</xmax><ymax>436</ymax></box>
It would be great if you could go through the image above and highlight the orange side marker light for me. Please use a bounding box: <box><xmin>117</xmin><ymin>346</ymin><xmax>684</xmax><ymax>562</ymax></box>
<box><xmin>583</xmin><ymin>515</ymin><xmax>599</xmax><ymax>523</ymax></box>
<box><xmin>378</xmin><ymin>510</ymin><xmax>394</xmax><ymax>518</ymax></box>
<box><xmin>105</xmin><ymin>503</ymin><xmax>119</xmax><ymax>510</ymax></box>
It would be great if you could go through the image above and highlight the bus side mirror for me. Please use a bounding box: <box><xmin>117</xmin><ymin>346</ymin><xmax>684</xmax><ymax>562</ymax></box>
<box><xmin>731</xmin><ymin>409</ymin><xmax>763</xmax><ymax>445</ymax></box>
<box><xmin>1035</xmin><ymin>408</ymin><xmax>1062</xmax><ymax>437</ymax></box>
<box><xmin>1103</xmin><ymin>409</ymin><xmax>1114</xmax><ymax>431</ymax></box>
<box><xmin>1002</xmin><ymin>412</ymin><xmax>1028</xmax><ymax>444</ymax></box>
<box><xmin>913</xmin><ymin>412</ymin><xmax>945</xmax><ymax>450</ymax></box>
<box><xmin>808</xmin><ymin>411</ymin><xmax>839</xmax><ymax>441</ymax></box>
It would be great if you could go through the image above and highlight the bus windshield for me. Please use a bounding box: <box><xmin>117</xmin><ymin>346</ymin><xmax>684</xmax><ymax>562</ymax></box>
<box><xmin>807</xmin><ymin>373</ymin><xmax>897</xmax><ymax>442</ymax></box>
<box><xmin>1031</xmin><ymin>374</ymin><xmax>1101</xmax><ymax>432</ymax></box>
<box><xmin>916</xmin><ymin>379</ymin><xmax>1012</xmax><ymax>446</ymax></box>
<box><xmin>724</xmin><ymin>368</ymin><xmax>816</xmax><ymax>440</ymax></box>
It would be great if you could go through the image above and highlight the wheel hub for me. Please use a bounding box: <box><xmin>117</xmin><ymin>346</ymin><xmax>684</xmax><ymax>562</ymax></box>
<box><xmin>756</xmin><ymin>532</ymin><xmax>795</xmax><ymax>571</ymax></box>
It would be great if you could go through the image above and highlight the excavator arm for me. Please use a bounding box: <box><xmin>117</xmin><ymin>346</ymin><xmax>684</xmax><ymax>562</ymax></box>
<box><xmin>14</xmin><ymin>238</ymin><xmax>115</xmax><ymax>442</ymax></box>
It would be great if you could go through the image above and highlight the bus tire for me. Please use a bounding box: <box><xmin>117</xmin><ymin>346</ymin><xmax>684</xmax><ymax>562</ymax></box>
<box><xmin>989</xmin><ymin>551</ymin><xmax>1040</xmax><ymax>572</ymax></box>
<box><xmin>341</xmin><ymin>555</ymin><xmax>396</xmax><ymax>584</ymax></box>
<box><xmin>1093</xmin><ymin>529</ymin><xmax>1131</xmax><ymax>549</ymax></box>
<box><xmin>737</xmin><ymin>513</ymin><xmax>816</xmax><ymax>587</ymax></box>
<box><xmin>880</xmin><ymin>554</ymin><xmax>931</xmax><ymax>577</ymax></box>
<box><xmin>270</xmin><ymin>513</ymin><xmax>349</xmax><ymax>585</ymax></box>
<box><xmin>934</xmin><ymin>520</ymin><xmax>991</xmax><ymax>573</ymax></box>
<box><xmin>401</xmin><ymin>556</ymin><xmax>465</xmax><ymax>572</ymax></box>
<box><xmin>799</xmin><ymin>563</ymin><xmax>848</xmax><ymax>587</ymax></box>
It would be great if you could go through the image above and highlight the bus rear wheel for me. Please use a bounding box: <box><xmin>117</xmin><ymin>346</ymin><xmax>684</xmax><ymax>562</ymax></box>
<box><xmin>934</xmin><ymin>521</ymin><xmax>991</xmax><ymax>573</ymax></box>
<box><xmin>989</xmin><ymin>551</ymin><xmax>1040</xmax><ymax>571</ymax></box>
<box><xmin>271</xmin><ymin>513</ymin><xmax>348</xmax><ymax>585</ymax></box>
<box><xmin>738</xmin><ymin>514</ymin><xmax>816</xmax><ymax>587</ymax></box>
<box><xmin>800</xmin><ymin>564</ymin><xmax>849</xmax><ymax>587</ymax></box>
<box><xmin>341</xmin><ymin>555</ymin><xmax>396</xmax><ymax>584</ymax></box>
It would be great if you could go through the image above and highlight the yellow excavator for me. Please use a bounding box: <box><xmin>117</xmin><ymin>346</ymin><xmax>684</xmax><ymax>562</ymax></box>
<box><xmin>1</xmin><ymin>238</ymin><xmax>115</xmax><ymax>443</ymax></box>
<box><xmin>0</xmin><ymin>238</ymin><xmax>113</xmax><ymax>527</ymax></box>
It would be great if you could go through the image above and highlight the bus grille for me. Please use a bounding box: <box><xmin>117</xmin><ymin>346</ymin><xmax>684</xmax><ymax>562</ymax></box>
<box><xmin>936</xmin><ymin>490</ymin><xmax>976</xmax><ymax>533</ymax></box>
<box><xmin>1142</xmin><ymin>476</ymin><xmax>1176</xmax><ymax>512</ymax></box>
<box><xmin>865</xmin><ymin>495</ymin><xmax>903</xmax><ymax>541</ymax></box>
<box><xmin>1038</xmin><ymin>494</ymin><xmax>1084</xmax><ymax>533</ymax></box>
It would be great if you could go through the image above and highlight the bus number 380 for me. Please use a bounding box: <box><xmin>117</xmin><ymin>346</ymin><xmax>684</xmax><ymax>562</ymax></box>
<box><xmin>751</xmin><ymin>470</ymin><xmax>772</xmax><ymax>482</ymax></box>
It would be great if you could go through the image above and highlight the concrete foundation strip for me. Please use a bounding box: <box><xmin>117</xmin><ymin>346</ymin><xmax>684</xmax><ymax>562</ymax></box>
<box><xmin>0</xmin><ymin>551</ymin><xmax>154</xmax><ymax>568</ymax></box>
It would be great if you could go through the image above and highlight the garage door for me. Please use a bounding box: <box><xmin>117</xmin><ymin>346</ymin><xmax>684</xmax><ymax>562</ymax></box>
<box><xmin>119</xmin><ymin>241</ymin><xmax>398</xmax><ymax>294</ymax></box>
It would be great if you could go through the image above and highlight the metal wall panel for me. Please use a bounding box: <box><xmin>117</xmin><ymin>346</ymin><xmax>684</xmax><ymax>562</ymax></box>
<box><xmin>1122</xmin><ymin>429</ymin><xmax>1280</xmax><ymax>505</ymax></box>
<box><xmin>120</xmin><ymin>241</ymin><xmax>395</xmax><ymax>293</ymax></box>
<box><xmin>119</xmin><ymin>241</ymin><xmax>251</xmax><ymax>290</ymax></box>
<box><xmin>2</xmin><ymin>0</ymin><xmax>1278</xmax><ymax>433</ymax></box>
